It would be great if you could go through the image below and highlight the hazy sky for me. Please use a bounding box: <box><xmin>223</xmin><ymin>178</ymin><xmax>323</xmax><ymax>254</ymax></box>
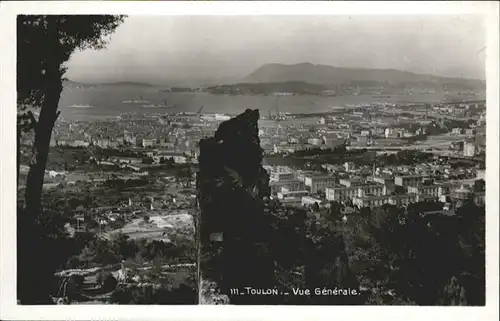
<box><xmin>65</xmin><ymin>15</ymin><xmax>486</xmax><ymax>85</ymax></box>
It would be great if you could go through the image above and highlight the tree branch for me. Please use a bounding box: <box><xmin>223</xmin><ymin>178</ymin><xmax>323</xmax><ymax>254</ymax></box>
<box><xmin>54</xmin><ymin>110</ymin><xmax>61</xmax><ymax>124</ymax></box>
<box><xmin>27</xmin><ymin>110</ymin><xmax>38</xmax><ymax>129</ymax></box>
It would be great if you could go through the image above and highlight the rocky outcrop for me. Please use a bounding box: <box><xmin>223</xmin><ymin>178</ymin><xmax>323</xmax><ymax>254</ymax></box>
<box><xmin>196</xmin><ymin>109</ymin><xmax>360</xmax><ymax>305</ymax></box>
<box><xmin>197</xmin><ymin>109</ymin><xmax>275</xmax><ymax>304</ymax></box>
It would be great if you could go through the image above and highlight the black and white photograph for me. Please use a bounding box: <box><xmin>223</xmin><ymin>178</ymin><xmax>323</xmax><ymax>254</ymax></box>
<box><xmin>196</xmin><ymin>14</ymin><xmax>489</xmax><ymax>306</ymax></box>
<box><xmin>1</xmin><ymin>1</ymin><xmax>499</xmax><ymax>320</ymax></box>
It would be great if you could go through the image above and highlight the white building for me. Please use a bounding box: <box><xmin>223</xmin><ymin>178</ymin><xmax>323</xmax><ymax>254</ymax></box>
<box><xmin>201</xmin><ymin>113</ymin><xmax>231</xmax><ymax>122</ymax></box>
<box><xmin>368</xmin><ymin>127</ymin><xmax>384</xmax><ymax>137</ymax></box>
<box><xmin>465</xmin><ymin>128</ymin><xmax>476</xmax><ymax>136</ymax></box>
<box><xmin>407</xmin><ymin>184</ymin><xmax>441</xmax><ymax>197</ymax></box>
<box><xmin>273</xmin><ymin>144</ymin><xmax>301</xmax><ymax>154</ymax></box>
<box><xmin>323</xmin><ymin>136</ymin><xmax>345</xmax><ymax>148</ymax></box>
<box><xmin>385</xmin><ymin>128</ymin><xmax>398</xmax><ymax>138</ymax></box>
<box><xmin>352</xmin><ymin>195</ymin><xmax>392</xmax><ymax>208</ymax></box>
<box><xmin>463</xmin><ymin>142</ymin><xmax>477</xmax><ymax>157</ymax></box>
<box><xmin>277</xmin><ymin>190</ymin><xmax>310</xmax><ymax>200</ymax></box>
<box><xmin>307</xmin><ymin>137</ymin><xmax>323</xmax><ymax>146</ymax></box>
<box><xmin>142</xmin><ymin>138</ymin><xmax>156</xmax><ymax>148</ymax></box>
<box><xmin>372</xmin><ymin>175</ymin><xmax>393</xmax><ymax>185</ymax></box>
<box><xmin>389</xmin><ymin>194</ymin><xmax>418</xmax><ymax>206</ymax></box>
<box><xmin>153</xmin><ymin>152</ymin><xmax>187</xmax><ymax>164</ymax></box>
<box><xmin>353</xmin><ymin>194</ymin><xmax>422</xmax><ymax>208</ymax></box>
<box><xmin>279</xmin><ymin>197</ymin><xmax>302</xmax><ymax>207</ymax></box>
<box><xmin>110</xmin><ymin>156</ymin><xmax>143</xmax><ymax>165</ymax></box>
<box><xmin>94</xmin><ymin>139</ymin><xmax>119</xmax><ymax>149</ymax></box>
<box><xmin>394</xmin><ymin>175</ymin><xmax>423</xmax><ymax>188</ymax></box>
<box><xmin>304</xmin><ymin>174</ymin><xmax>336</xmax><ymax>194</ymax></box>
<box><xmin>338</xmin><ymin>178</ymin><xmax>364</xmax><ymax>188</ymax></box>
<box><xmin>269</xmin><ymin>180</ymin><xmax>305</xmax><ymax>196</ymax></box>
<box><xmin>326</xmin><ymin>186</ymin><xmax>358</xmax><ymax>202</ymax></box>
<box><xmin>268</xmin><ymin>166</ymin><xmax>296</xmax><ymax>182</ymax></box>
<box><xmin>327</xmin><ymin>184</ymin><xmax>387</xmax><ymax>202</ymax></box>
<box><xmin>302</xmin><ymin>196</ymin><xmax>323</xmax><ymax>207</ymax></box>
<box><xmin>357</xmin><ymin>185</ymin><xmax>387</xmax><ymax>198</ymax></box>
<box><xmin>344</xmin><ymin>162</ymin><xmax>356</xmax><ymax>172</ymax></box>
<box><xmin>69</xmin><ymin>140</ymin><xmax>90</xmax><ymax>147</ymax></box>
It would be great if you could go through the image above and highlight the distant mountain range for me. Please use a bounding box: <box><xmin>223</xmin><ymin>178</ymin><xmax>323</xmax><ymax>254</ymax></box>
<box><xmin>243</xmin><ymin>63</ymin><xmax>485</xmax><ymax>91</ymax></box>
<box><xmin>64</xmin><ymin>63</ymin><xmax>485</xmax><ymax>92</ymax></box>
<box><xmin>63</xmin><ymin>80</ymin><xmax>154</xmax><ymax>88</ymax></box>
<box><xmin>205</xmin><ymin>81</ymin><xmax>327</xmax><ymax>95</ymax></box>
<box><xmin>98</xmin><ymin>81</ymin><xmax>154</xmax><ymax>87</ymax></box>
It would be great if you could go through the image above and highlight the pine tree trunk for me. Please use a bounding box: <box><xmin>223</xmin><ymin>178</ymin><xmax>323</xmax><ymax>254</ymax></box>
<box><xmin>24</xmin><ymin>72</ymin><xmax>62</xmax><ymax>217</ymax></box>
<box><xmin>19</xmin><ymin>62</ymin><xmax>62</xmax><ymax>304</ymax></box>
<box><xmin>17</xmin><ymin>124</ymin><xmax>21</xmax><ymax>188</ymax></box>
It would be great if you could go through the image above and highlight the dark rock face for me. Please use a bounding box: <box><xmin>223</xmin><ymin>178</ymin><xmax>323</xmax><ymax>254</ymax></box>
<box><xmin>196</xmin><ymin>108</ymin><xmax>360</xmax><ymax>305</ymax></box>
<box><xmin>197</xmin><ymin>109</ymin><xmax>275</xmax><ymax>304</ymax></box>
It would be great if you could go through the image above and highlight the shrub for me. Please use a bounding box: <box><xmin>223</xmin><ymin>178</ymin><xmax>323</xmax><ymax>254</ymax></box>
<box><xmin>97</xmin><ymin>272</ymin><xmax>118</xmax><ymax>292</ymax></box>
<box><xmin>69</xmin><ymin>274</ymin><xmax>85</xmax><ymax>290</ymax></box>
<box><xmin>110</xmin><ymin>286</ymin><xmax>133</xmax><ymax>304</ymax></box>
<box><xmin>109</xmin><ymin>284</ymin><xmax>197</xmax><ymax>304</ymax></box>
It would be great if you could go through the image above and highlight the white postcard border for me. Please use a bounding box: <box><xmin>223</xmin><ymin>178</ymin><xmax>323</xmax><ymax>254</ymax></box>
<box><xmin>1</xmin><ymin>1</ymin><xmax>498</xmax><ymax>321</ymax></box>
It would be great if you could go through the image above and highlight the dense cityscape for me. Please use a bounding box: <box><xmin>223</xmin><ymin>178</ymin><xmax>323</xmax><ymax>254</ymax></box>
<box><xmin>11</xmin><ymin>13</ymin><xmax>489</xmax><ymax>310</ymax></box>
<box><xmin>17</xmin><ymin>95</ymin><xmax>486</xmax><ymax>304</ymax></box>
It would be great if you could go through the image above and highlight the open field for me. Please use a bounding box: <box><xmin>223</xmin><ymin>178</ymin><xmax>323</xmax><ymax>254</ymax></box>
<box><xmin>106</xmin><ymin>211</ymin><xmax>193</xmax><ymax>241</ymax></box>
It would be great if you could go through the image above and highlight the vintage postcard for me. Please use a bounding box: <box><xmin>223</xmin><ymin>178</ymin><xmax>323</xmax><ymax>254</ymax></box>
<box><xmin>0</xmin><ymin>1</ymin><xmax>498</xmax><ymax>321</ymax></box>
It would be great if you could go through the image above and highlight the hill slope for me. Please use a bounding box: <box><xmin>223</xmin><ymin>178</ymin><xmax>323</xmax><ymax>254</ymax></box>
<box><xmin>244</xmin><ymin>63</ymin><xmax>485</xmax><ymax>90</ymax></box>
<box><xmin>63</xmin><ymin>80</ymin><xmax>154</xmax><ymax>88</ymax></box>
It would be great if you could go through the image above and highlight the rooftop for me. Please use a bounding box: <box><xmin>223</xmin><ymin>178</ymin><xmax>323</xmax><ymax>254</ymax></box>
<box><xmin>395</xmin><ymin>174</ymin><xmax>424</xmax><ymax>179</ymax></box>
<box><xmin>353</xmin><ymin>195</ymin><xmax>392</xmax><ymax>201</ymax></box>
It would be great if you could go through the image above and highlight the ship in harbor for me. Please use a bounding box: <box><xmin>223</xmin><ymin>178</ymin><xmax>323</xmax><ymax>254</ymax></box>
<box><xmin>142</xmin><ymin>99</ymin><xmax>176</xmax><ymax>108</ymax></box>
<box><xmin>200</xmin><ymin>113</ymin><xmax>231</xmax><ymax>121</ymax></box>
<box><xmin>66</xmin><ymin>104</ymin><xmax>94</xmax><ymax>108</ymax></box>
<box><xmin>122</xmin><ymin>96</ymin><xmax>150</xmax><ymax>104</ymax></box>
